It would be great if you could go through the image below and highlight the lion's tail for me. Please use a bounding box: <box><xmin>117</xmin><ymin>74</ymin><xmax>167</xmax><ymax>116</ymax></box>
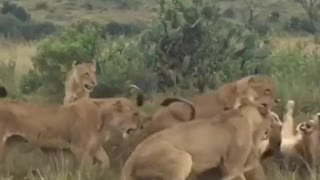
<box><xmin>0</xmin><ymin>86</ymin><xmax>7</xmax><ymax>98</ymax></box>
<box><xmin>160</xmin><ymin>97</ymin><xmax>196</xmax><ymax>120</ymax></box>
<box><xmin>128</xmin><ymin>84</ymin><xmax>144</xmax><ymax>107</ymax></box>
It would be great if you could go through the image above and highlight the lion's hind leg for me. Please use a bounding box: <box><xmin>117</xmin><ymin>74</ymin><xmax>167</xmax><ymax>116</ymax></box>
<box><xmin>132</xmin><ymin>141</ymin><xmax>193</xmax><ymax>180</ymax></box>
<box><xmin>93</xmin><ymin>146</ymin><xmax>110</xmax><ymax>169</ymax></box>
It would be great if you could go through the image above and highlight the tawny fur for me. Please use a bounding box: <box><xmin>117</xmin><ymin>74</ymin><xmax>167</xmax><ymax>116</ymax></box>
<box><xmin>280</xmin><ymin>100</ymin><xmax>320</xmax><ymax>168</ymax></box>
<box><xmin>0</xmin><ymin>98</ymin><xmax>108</xmax><ymax>169</ymax></box>
<box><xmin>117</xmin><ymin>75</ymin><xmax>278</xmax><ymax>166</ymax></box>
<box><xmin>121</xmin><ymin>98</ymin><xmax>273</xmax><ymax>180</ymax></box>
<box><xmin>0</xmin><ymin>87</ymin><xmax>145</xmax><ymax>170</ymax></box>
<box><xmin>63</xmin><ymin>61</ymin><xmax>97</xmax><ymax>104</ymax></box>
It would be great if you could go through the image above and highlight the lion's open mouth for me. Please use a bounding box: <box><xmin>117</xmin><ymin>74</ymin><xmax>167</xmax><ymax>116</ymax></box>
<box><xmin>84</xmin><ymin>84</ymin><xmax>94</xmax><ymax>92</ymax></box>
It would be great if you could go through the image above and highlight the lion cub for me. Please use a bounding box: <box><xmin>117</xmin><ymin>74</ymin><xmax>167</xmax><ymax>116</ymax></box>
<box><xmin>121</xmin><ymin>97</ymin><xmax>273</xmax><ymax>180</ymax></box>
<box><xmin>63</xmin><ymin>61</ymin><xmax>97</xmax><ymax>104</ymax></box>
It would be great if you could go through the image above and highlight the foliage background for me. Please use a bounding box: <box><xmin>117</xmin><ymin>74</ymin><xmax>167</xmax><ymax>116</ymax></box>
<box><xmin>0</xmin><ymin>0</ymin><xmax>320</xmax><ymax>179</ymax></box>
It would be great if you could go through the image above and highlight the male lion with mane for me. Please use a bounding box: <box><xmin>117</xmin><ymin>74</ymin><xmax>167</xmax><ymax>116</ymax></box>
<box><xmin>121</xmin><ymin>96</ymin><xmax>274</xmax><ymax>180</ymax></box>
<box><xmin>63</xmin><ymin>61</ymin><xmax>97</xmax><ymax>104</ymax></box>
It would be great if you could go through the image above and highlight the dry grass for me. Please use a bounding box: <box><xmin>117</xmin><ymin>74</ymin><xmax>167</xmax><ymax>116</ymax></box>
<box><xmin>270</xmin><ymin>36</ymin><xmax>320</xmax><ymax>57</ymax></box>
<box><xmin>0</xmin><ymin>40</ymin><xmax>35</xmax><ymax>76</ymax></box>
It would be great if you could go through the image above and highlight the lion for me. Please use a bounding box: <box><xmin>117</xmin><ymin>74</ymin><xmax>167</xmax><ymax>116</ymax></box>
<box><xmin>140</xmin><ymin>75</ymin><xmax>279</xmax><ymax>133</ymax></box>
<box><xmin>63</xmin><ymin>61</ymin><xmax>97</xmax><ymax>104</ymax></box>
<box><xmin>115</xmin><ymin>97</ymin><xmax>196</xmax><ymax>167</ymax></box>
<box><xmin>121</xmin><ymin>97</ymin><xmax>273</xmax><ymax>180</ymax></box>
<box><xmin>193</xmin><ymin>111</ymin><xmax>283</xmax><ymax>180</ymax></box>
<box><xmin>0</xmin><ymin>98</ymin><xmax>109</xmax><ymax>169</ymax></box>
<box><xmin>0</xmin><ymin>87</ymin><xmax>144</xmax><ymax>170</ymax></box>
<box><xmin>116</xmin><ymin>75</ymin><xmax>278</xmax><ymax>164</ymax></box>
<box><xmin>91</xmin><ymin>96</ymin><xmax>147</xmax><ymax>141</ymax></box>
<box><xmin>258</xmin><ymin>111</ymin><xmax>283</xmax><ymax>160</ymax></box>
<box><xmin>280</xmin><ymin>100</ymin><xmax>320</xmax><ymax>168</ymax></box>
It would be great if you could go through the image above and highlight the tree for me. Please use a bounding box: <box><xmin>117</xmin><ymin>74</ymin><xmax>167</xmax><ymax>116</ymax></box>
<box><xmin>295</xmin><ymin>0</ymin><xmax>320</xmax><ymax>33</ymax></box>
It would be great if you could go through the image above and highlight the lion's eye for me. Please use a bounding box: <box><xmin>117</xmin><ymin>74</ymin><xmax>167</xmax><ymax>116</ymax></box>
<box><xmin>85</xmin><ymin>72</ymin><xmax>90</xmax><ymax>76</ymax></box>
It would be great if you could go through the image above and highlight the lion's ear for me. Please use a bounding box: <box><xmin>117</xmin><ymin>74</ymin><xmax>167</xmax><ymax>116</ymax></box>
<box><xmin>113</xmin><ymin>100</ymin><xmax>123</xmax><ymax>112</ymax></box>
<box><xmin>248</xmin><ymin>76</ymin><xmax>256</xmax><ymax>84</ymax></box>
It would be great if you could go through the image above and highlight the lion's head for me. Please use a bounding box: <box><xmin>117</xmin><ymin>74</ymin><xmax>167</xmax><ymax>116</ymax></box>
<box><xmin>235</xmin><ymin>75</ymin><xmax>279</xmax><ymax>110</ymax></box>
<box><xmin>71</xmin><ymin>61</ymin><xmax>97</xmax><ymax>93</ymax></box>
<box><xmin>93</xmin><ymin>98</ymin><xmax>144</xmax><ymax>141</ymax></box>
<box><xmin>296</xmin><ymin>120</ymin><xmax>319</xmax><ymax>136</ymax></box>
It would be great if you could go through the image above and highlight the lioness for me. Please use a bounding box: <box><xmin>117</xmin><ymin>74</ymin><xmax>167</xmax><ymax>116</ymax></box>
<box><xmin>63</xmin><ymin>61</ymin><xmax>97</xmax><ymax>104</ymax></box>
<box><xmin>0</xmin><ymin>98</ymin><xmax>109</xmax><ymax>169</ymax></box>
<box><xmin>157</xmin><ymin>75</ymin><xmax>278</xmax><ymax>122</ymax></box>
<box><xmin>121</xmin><ymin>97</ymin><xmax>273</xmax><ymax>180</ymax></box>
<box><xmin>118</xmin><ymin>75</ymin><xmax>278</xmax><ymax>163</ymax></box>
<box><xmin>0</xmin><ymin>89</ymin><xmax>144</xmax><ymax>170</ymax></box>
<box><xmin>92</xmin><ymin>96</ymin><xmax>146</xmax><ymax>140</ymax></box>
<box><xmin>280</xmin><ymin>100</ymin><xmax>320</xmax><ymax>168</ymax></box>
<box><xmin>116</xmin><ymin>97</ymin><xmax>195</xmax><ymax>166</ymax></box>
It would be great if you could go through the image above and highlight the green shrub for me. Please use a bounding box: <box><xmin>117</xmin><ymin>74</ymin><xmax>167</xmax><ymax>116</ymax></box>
<box><xmin>34</xmin><ymin>2</ymin><xmax>49</xmax><ymax>10</ymax></box>
<box><xmin>0</xmin><ymin>14</ymin><xmax>57</xmax><ymax>40</ymax></box>
<box><xmin>0</xmin><ymin>14</ymin><xmax>22</xmax><ymax>38</ymax></box>
<box><xmin>91</xmin><ymin>37</ymin><xmax>156</xmax><ymax>97</ymax></box>
<box><xmin>20</xmin><ymin>21</ymin><xmax>57</xmax><ymax>40</ymax></box>
<box><xmin>21</xmin><ymin>21</ymin><xmax>101</xmax><ymax>98</ymax></box>
<box><xmin>223</xmin><ymin>8</ymin><xmax>235</xmax><ymax>18</ymax></box>
<box><xmin>285</xmin><ymin>16</ymin><xmax>315</xmax><ymax>34</ymax></box>
<box><xmin>139</xmin><ymin>0</ymin><xmax>271</xmax><ymax>92</ymax></box>
<box><xmin>103</xmin><ymin>21</ymin><xmax>143</xmax><ymax>36</ymax></box>
<box><xmin>1</xmin><ymin>1</ymin><xmax>30</xmax><ymax>22</ymax></box>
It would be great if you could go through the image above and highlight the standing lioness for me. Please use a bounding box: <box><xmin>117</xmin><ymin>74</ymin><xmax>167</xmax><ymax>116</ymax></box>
<box><xmin>64</xmin><ymin>61</ymin><xmax>97</xmax><ymax>104</ymax></box>
<box><xmin>121</xmin><ymin>97</ymin><xmax>273</xmax><ymax>180</ymax></box>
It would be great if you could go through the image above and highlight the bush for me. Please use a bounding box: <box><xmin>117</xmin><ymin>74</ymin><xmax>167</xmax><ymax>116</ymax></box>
<box><xmin>34</xmin><ymin>2</ymin><xmax>49</xmax><ymax>10</ymax></box>
<box><xmin>91</xmin><ymin>37</ymin><xmax>156</xmax><ymax>97</ymax></box>
<box><xmin>81</xmin><ymin>2</ymin><xmax>93</xmax><ymax>10</ymax></box>
<box><xmin>0</xmin><ymin>14</ymin><xmax>57</xmax><ymax>40</ymax></box>
<box><xmin>21</xmin><ymin>0</ymin><xmax>271</xmax><ymax>99</ymax></box>
<box><xmin>103</xmin><ymin>21</ymin><xmax>143</xmax><ymax>36</ymax></box>
<box><xmin>223</xmin><ymin>8</ymin><xmax>235</xmax><ymax>18</ymax></box>
<box><xmin>139</xmin><ymin>0</ymin><xmax>270</xmax><ymax>92</ymax></box>
<box><xmin>21</xmin><ymin>21</ymin><xmax>101</xmax><ymax>97</ymax></box>
<box><xmin>285</xmin><ymin>16</ymin><xmax>316</xmax><ymax>34</ymax></box>
<box><xmin>20</xmin><ymin>21</ymin><xmax>57</xmax><ymax>40</ymax></box>
<box><xmin>0</xmin><ymin>14</ymin><xmax>22</xmax><ymax>38</ymax></box>
<box><xmin>116</xmin><ymin>0</ymin><xmax>140</xmax><ymax>10</ymax></box>
<box><xmin>268</xmin><ymin>11</ymin><xmax>280</xmax><ymax>22</ymax></box>
<box><xmin>1</xmin><ymin>1</ymin><xmax>30</xmax><ymax>22</ymax></box>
